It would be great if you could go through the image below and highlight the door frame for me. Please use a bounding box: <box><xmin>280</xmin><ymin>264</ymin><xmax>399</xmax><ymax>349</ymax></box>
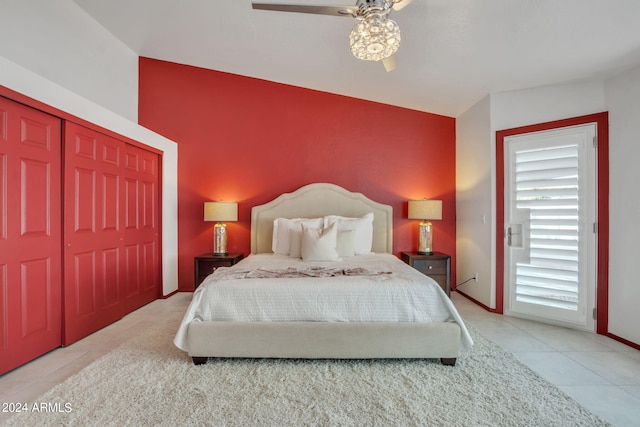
<box><xmin>496</xmin><ymin>112</ymin><xmax>609</xmax><ymax>334</ymax></box>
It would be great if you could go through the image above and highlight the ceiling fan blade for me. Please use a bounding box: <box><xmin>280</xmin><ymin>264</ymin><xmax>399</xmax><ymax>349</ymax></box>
<box><xmin>392</xmin><ymin>0</ymin><xmax>413</xmax><ymax>11</ymax></box>
<box><xmin>252</xmin><ymin>3</ymin><xmax>357</xmax><ymax>17</ymax></box>
<box><xmin>382</xmin><ymin>55</ymin><xmax>397</xmax><ymax>72</ymax></box>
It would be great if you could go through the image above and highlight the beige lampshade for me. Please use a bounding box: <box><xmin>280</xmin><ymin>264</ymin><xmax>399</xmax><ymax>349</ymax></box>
<box><xmin>204</xmin><ymin>202</ymin><xmax>238</xmax><ymax>222</ymax></box>
<box><xmin>408</xmin><ymin>200</ymin><xmax>442</xmax><ymax>220</ymax></box>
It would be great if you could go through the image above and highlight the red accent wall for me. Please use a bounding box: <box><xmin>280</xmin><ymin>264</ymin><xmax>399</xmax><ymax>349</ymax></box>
<box><xmin>138</xmin><ymin>58</ymin><xmax>456</xmax><ymax>291</ymax></box>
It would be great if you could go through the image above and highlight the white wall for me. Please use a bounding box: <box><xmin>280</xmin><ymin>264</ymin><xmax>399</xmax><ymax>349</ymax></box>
<box><xmin>0</xmin><ymin>2</ymin><xmax>179</xmax><ymax>295</ymax></box>
<box><xmin>604</xmin><ymin>66</ymin><xmax>640</xmax><ymax>345</ymax></box>
<box><xmin>456</xmin><ymin>96</ymin><xmax>495</xmax><ymax>306</ymax></box>
<box><xmin>0</xmin><ymin>0</ymin><xmax>138</xmax><ymax>122</ymax></box>
<box><xmin>490</xmin><ymin>82</ymin><xmax>607</xmax><ymax>131</ymax></box>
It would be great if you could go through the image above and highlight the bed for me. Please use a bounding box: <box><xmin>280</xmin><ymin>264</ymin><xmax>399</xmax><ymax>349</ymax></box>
<box><xmin>175</xmin><ymin>183</ymin><xmax>473</xmax><ymax>366</ymax></box>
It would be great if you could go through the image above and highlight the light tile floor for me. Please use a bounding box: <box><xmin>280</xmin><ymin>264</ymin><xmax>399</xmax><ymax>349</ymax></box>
<box><xmin>452</xmin><ymin>293</ymin><xmax>640</xmax><ymax>426</ymax></box>
<box><xmin>1</xmin><ymin>291</ymin><xmax>639</xmax><ymax>426</ymax></box>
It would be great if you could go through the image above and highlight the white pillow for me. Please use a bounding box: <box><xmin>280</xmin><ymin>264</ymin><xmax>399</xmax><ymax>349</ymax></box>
<box><xmin>289</xmin><ymin>219</ymin><xmax>324</xmax><ymax>258</ymax></box>
<box><xmin>323</xmin><ymin>213</ymin><xmax>374</xmax><ymax>254</ymax></box>
<box><xmin>300</xmin><ymin>222</ymin><xmax>340</xmax><ymax>262</ymax></box>
<box><xmin>336</xmin><ymin>230</ymin><xmax>355</xmax><ymax>257</ymax></box>
<box><xmin>272</xmin><ymin>217</ymin><xmax>323</xmax><ymax>255</ymax></box>
<box><xmin>272</xmin><ymin>218</ymin><xmax>290</xmax><ymax>255</ymax></box>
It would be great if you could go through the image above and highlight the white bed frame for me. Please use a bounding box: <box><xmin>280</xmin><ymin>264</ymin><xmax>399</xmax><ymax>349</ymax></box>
<box><xmin>187</xmin><ymin>183</ymin><xmax>461</xmax><ymax>365</ymax></box>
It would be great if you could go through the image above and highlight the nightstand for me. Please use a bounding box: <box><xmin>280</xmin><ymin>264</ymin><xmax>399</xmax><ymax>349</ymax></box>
<box><xmin>400</xmin><ymin>251</ymin><xmax>451</xmax><ymax>296</ymax></box>
<box><xmin>194</xmin><ymin>253</ymin><xmax>244</xmax><ymax>289</ymax></box>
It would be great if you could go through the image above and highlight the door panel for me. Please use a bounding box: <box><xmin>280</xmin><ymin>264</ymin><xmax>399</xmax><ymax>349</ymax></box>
<box><xmin>0</xmin><ymin>97</ymin><xmax>61</xmax><ymax>375</ymax></box>
<box><xmin>72</xmin><ymin>250</ymin><xmax>96</xmax><ymax>317</ymax></box>
<box><xmin>21</xmin><ymin>159</ymin><xmax>52</xmax><ymax>236</ymax></box>
<box><xmin>123</xmin><ymin>144</ymin><xmax>159</xmax><ymax>312</ymax></box>
<box><xmin>142</xmin><ymin>180</ymin><xmax>155</xmax><ymax>229</ymax></box>
<box><xmin>142</xmin><ymin>241</ymin><xmax>157</xmax><ymax>289</ymax></box>
<box><xmin>63</xmin><ymin>122</ymin><xmax>125</xmax><ymax>345</ymax></box>
<box><xmin>103</xmin><ymin>173</ymin><xmax>120</xmax><ymax>231</ymax></box>
<box><xmin>125</xmin><ymin>176</ymin><xmax>138</xmax><ymax>230</ymax></box>
<box><xmin>73</xmin><ymin>167</ymin><xmax>96</xmax><ymax>232</ymax></box>
<box><xmin>21</xmin><ymin>258</ymin><xmax>52</xmax><ymax>337</ymax></box>
<box><xmin>125</xmin><ymin>243</ymin><xmax>140</xmax><ymax>297</ymax></box>
<box><xmin>101</xmin><ymin>248</ymin><xmax>120</xmax><ymax>307</ymax></box>
<box><xmin>504</xmin><ymin>124</ymin><xmax>596</xmax><ymax>329</ymax></box>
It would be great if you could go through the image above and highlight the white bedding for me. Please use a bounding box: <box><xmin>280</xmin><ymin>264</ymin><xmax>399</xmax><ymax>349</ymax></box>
<box><xmin>174</xmin><ymin>253</ymin><xmax>473</xmax><ymax>351</ymax></box>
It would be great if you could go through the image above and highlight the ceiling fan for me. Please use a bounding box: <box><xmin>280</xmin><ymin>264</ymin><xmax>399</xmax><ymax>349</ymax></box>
<box><xmin>252</xmin><ymin>0</ymin><xmax>414</xmax><ymax>72</ymax></box>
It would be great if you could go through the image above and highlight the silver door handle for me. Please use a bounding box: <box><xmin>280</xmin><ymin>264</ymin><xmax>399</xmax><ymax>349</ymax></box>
<box><xmin>507</xmin><ymin>227</ymin><xmax>512</xmax><ymax>246</ymax></box>
<box><xmin>507</xmin><ymin>226</ymin><xmax>521</xmax><ymax>246</ymax></box>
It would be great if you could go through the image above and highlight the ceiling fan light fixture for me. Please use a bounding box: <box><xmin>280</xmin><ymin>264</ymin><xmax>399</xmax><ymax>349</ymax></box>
<box><xmin>349</xmin><ymin>13</ymin><xmax>400</xmax><ymax>62</ymax></box>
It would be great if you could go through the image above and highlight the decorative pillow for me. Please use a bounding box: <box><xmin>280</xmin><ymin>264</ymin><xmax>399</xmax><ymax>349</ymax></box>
<box><xmin>336</xmin><ymin>230</ymin><xmax>355</xmax><ymax>257</ymax></box>
<box><xmin>300</xmin><ymin>222</ymin><xmax>340</xmax><ymax>262</ymax></box>
<box><xmin>289</xmin><ymin>219</ymin><xmax>325</xmax><ymax>258</ymax></box>
<box><xmin>323</xmin><ymin>213</ymin><xmax>374</xmax><ymax>254</ymax></box>
<box><xmin>272</xmin><ymin>217</ymin><xmax>323</xmax><ymax>255</ymax></box>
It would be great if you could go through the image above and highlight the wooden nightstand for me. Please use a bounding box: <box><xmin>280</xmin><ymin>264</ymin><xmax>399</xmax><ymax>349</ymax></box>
<box><xmin>194</xmin><ymin>253</ymin><xmax>244</xmax><ymax>289</ymax></box>
<box><xmin>400</xmin><ymin>251</ymin><xmax>451</xmax><ymax>296</ymax></box>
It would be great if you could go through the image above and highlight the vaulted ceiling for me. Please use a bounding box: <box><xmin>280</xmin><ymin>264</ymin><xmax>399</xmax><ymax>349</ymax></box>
<box><xmin>72</xmin><ymin>0</ymin><xmax>640</xmax><ymax>117</ymax></box>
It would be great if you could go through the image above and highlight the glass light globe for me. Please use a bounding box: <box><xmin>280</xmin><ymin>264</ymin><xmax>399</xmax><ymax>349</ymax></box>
<box><xmin>349</xmin><ymin>13</ymin><xmax>400</xmax><ymax>61</ymax></box>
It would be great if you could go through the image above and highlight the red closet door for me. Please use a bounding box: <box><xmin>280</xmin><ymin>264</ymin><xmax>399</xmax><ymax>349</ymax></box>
<box><xmin>123</xmin><ymin>144</ymin><xmax>160</xmax><ymax>312</ymax></box>
<box><xmin>0</xmin><ymin>97</ymin><xmax>62</xmax><ymax>375</ymax></box>
<box><xmin>63</xmin><ymin>122</ymin><xmax>126</xmax><ymax>345</ymax></box>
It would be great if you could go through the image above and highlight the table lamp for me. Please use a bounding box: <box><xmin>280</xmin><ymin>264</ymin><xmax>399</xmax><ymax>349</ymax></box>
<box><xmin>204</xmin><ymin>201</ymin><xmax>238</xmax><ymax>255</ymax></box>
<box><xmin>408</xmin><ymin>200</ymin><xmax>442</xmax><ymax>255</ymax></box>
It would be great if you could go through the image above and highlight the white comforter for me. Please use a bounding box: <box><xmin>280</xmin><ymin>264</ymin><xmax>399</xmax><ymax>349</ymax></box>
<box><xmin>174</xmin><ymin>253</ymin><xmax>473</xmax><ymax>351</ymax></box>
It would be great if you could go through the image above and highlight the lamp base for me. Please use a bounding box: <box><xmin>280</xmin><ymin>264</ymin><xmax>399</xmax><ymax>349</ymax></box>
<box><xmin>417</xmin><ymin>220</ymin><xmax>433</xmax><ymax>255</ymax></box>
<box><xmin>213</xmin><ymin>222</ymin><xmax>228</xmax><ymax>255</ymax></box>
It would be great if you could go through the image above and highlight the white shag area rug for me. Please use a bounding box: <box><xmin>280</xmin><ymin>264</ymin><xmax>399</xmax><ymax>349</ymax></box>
<box><xmin>3</xmin><ymin>311</ymin><xmax>608</xmax><ymax>427</ymax></box>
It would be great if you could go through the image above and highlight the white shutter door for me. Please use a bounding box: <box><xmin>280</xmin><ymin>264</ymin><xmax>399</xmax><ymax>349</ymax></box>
<box><xmin>505</xmin><ymin>124</ymin><xmax>596</xmax><ymax>328</ymax></box>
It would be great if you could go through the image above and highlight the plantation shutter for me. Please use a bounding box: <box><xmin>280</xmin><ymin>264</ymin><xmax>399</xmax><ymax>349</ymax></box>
<box><xmin>514</xmin><ymin>144</ymin><xmax>580</xmax><ymax>311</ymax></box>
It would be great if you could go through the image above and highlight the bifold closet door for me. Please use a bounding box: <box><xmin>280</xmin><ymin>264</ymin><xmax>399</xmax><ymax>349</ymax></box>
<box><xmin>0</xmin><ymin>97</ymin><xmax>62</xmax><ymax>375</ymax></box>
<box><xmin>64</xmin><ymin>123</ymin><xmax>160</xmax><ymax>344</ymax></box>
<box><xmin>63</xmin><ymin>122</ymin><xmax>126</xmax><ymax>345</ymax></box>
<box><xmin>123</xmin><ymin>144</ymin><xmax>160</xmax><ymax>312</ymax></box>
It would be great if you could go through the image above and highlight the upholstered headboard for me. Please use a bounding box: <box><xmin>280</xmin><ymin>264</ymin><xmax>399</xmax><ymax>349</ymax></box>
<box><xmin>251</xmin><ymin>183</ymin><xmax>393</xmax><ymax>254</ymax></box>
